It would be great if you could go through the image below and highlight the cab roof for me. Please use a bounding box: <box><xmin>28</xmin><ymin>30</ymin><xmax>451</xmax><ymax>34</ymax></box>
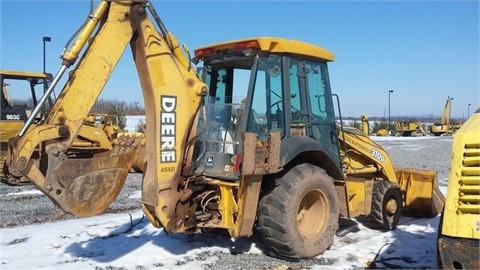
<box><xmin>194</xmin><ymin>37</ymin><xmax>335</xmax><ymax>62</ymax></box>
<box><xmin>0</xmin><ymin>70</ymin><xmax>50</xmax><ymax>80</ymax></box>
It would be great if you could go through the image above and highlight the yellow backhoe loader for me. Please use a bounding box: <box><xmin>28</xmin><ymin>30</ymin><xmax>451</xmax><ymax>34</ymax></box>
<box><xmin>1</xmin><ymin>70</ymin><xmax>139</xmax><ymax>185</ymax></box>
<box><xmin>6</xmin><ymin>0</ymin><xmax>444</xmax><ymax>260</ymax></box>
<box><xmin>437</xmin><ymin>108</ymin><xmax>480</xmax><ymax>269</ymax></box>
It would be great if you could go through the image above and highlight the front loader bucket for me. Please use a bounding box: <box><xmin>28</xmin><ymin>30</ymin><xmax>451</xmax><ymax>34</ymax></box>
<box><xmin>30</xmin><ymin>136</ymin><xmax>142</xmax><ymax>218</ymax></box>
<box><xmin>395</xmin><ymin>168</ymin><xmax>446</xmax><ymax>218</ymax></box>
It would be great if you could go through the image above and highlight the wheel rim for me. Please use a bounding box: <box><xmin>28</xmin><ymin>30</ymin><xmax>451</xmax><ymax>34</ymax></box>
<box><xmin>297</xmin><ymin>189</ymin><xmax>328</xmax><ymax>238</ymax></box>
<box><xmin>385</xmin><ymin>196</ymin><xmax>399</xmax><ymax>226</ymax></box>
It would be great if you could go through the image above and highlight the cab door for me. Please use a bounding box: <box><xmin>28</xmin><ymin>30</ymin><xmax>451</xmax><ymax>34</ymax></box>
<box><xmin>287</xmin><ymin>58</ymin><xmax>341</xmax><ymax>165</ymax></box>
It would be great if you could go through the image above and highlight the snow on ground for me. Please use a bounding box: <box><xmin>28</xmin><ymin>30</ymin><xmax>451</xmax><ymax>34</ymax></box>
<box><xmin>0</xmin><ymin>122</ymin><xmax>447</xmax><ymax>269</ymax></box>
<box><xmin>4</xmin><ymin>189</ymin><xmax>43</xmax><ymax>197</ymax></box>
<box><xmin>0</xmin><ymin>210</ymin><xmax>233</xmax><ymax>269</ymax></box>
<box><xmin>0</xmin><ymin>209</ymin><xmax>441</xmax><ymax>269</ymax></box>
<box><xmin>124</xmin><ymin>115</ymin><xmax>146</xmax><ymax>132</ymax></box>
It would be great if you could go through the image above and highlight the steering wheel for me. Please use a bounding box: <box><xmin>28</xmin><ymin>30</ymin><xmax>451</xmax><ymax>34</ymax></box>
<box><xmin>269</xmin><ymin>100</ymin><xmax>282</xmax><ymax>112</ymax></box>
<box><xmin>270</xmin><ymin>100</ymin><xmax>303</xmax><ymax>122</ymax></box>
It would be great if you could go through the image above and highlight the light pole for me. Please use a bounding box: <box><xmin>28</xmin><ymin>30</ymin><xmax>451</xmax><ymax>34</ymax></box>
<box><xmin>42</xmin><ymin>36</ymin><xmax>51</xmax><ymax>92</ymax></box>
<box><xmin>388</xmin><ymin>89</ymin><xmax>394</xmax><ymax>135</ymax></box>
<box><xmin>42</xmin><ymin>36</ymin><xmax>51</xmax><ymax>73</ymax></box>
<box><xmin>468</xmin><ymin>103</ymin><xmax>471</xmax><ymax>118</ymax></box>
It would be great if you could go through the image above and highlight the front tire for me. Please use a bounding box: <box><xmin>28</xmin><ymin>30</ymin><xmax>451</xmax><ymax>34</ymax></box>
<box><xmin>256</xmin><ymin>163</ymin><xmax>339</xmax><ymax>260</ymax></box>
<box><xmin>370</xmin><ymin>180</ymin><xmax>403</xmax><ymax>230</ymax></box>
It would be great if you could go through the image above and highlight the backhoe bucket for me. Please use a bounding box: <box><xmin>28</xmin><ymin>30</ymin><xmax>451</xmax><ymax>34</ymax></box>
<box><xmin>395</xmin><ymin>168</ymin><xmax>446</xmax><ymax>218</ymax></box>
<box><xmin>130</xmin><ymin>139</ymin><xmax>145</xmax><ymax>173</ymax></box>
<box><xmin>30</xmin><ymin>136</ymin><xmax>142</xmax><ymax>218</ymax></box>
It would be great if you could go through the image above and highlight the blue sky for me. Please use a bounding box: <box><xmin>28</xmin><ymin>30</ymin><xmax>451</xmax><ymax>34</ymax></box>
<box><xmin>1</xmin><ymin>0</ymin><xmax>478</xmax><ymax>118</ymax></box>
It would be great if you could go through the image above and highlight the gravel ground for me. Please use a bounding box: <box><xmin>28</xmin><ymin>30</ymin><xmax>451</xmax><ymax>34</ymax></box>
<box><xmin>0</xmin><ymin>136</ymin><xmax>453</xmax><ymax>269</ymax></box>
<box><xmin>0</xmin><ymin>173</ymin><xmax>143</xmax><ymax>228</ymax></box>
<box><xmin>374</xmin><ymin>136</ymin><xmax>452</xmax><ymax>189</ymax></box>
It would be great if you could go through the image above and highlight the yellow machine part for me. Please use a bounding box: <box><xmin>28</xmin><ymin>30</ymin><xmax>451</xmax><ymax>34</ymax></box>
<box><xmin>0</xmin><ymin>122</ymin><xmax>25</xmax><ymax>183</ymax></box>
<box><xmin>360</xmin><ymin>114</ymin><xmax>369</xmax><ymax>135</ymax></box>
<box><xmin>376</xmin><ymin>128</ymin><xmax>388</xmax><ymax>136</ymax></box>
<box><xmin>395</xmin><ymin>121</ymin><xmax>425</xmax><ymax>136</ymax></box>
<box><xmin>7</xmin><ymin>1</ymin><xmax>207</xmax><ymax>226</ymax></box>
<box><xmin>440</xmin><ymin>111</ymin><xmax>480</xmax><ymax>239</ymax></box>
<box><xmin>70</xmin><ymin>114</ymin><xmax>123</xmax><ymax>152</ymax></box>
<box><xmin>70</xmin><ymin>125</ymin><xmax>114</xmax><ymax>151</ymax></box>
<box><xmin>396</xmin><ymin>121</ymin><xmax>417</xmax><ymax>131</ymax></box>
<box><xmin>437</xmin><ymin>109</ymin><xmax>480</xmax><ymax>270</ymax></box>
<box><xmin>0</xmin><ymin>121</ymin><xmax>23</xmax><ymax>143</ymax></box>
<box><xmin>117</xmin><ymin>131</ymin><xmax>145</xmax><ymax>173</ymax></box>
<box><xmin>430</xmin><ymin>123</ymin><xmax>449</xmax><ymax>135</ymax></box>
<box><xmin>342</xmin><ymin>170</ymin><xmax>443</xmax><ymax>219</ymax></box>
<box><xmin>344</xmin><ymin>177</ymin><xmax>373</xmax><ymax>217</ymax></box>
<box><xmin>339</xmin><ymin>126</ymin><xmax>445</xmax><ymax>218</ymax></box>
<box><xmin>431</xmin><ymin>96</ymin><xmax>456</xmax><ymax>136</ymax></box>
<box><xmin>395</xmin><ymin>168</ymin><xmax>445</xmax><ymax>217</ymax></box>
<box><xmin>1</xmin><ymin>70</ymin><xmax>51</xmax><ymax>185</ymax></box>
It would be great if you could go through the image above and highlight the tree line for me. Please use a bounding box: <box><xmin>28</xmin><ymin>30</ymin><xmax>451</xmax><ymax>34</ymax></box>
<box><xmin>90</xmin><ymin>99</ymin><xmax>145</xmax><ymax>115</ymax></box>
<box><xmin>12</xmin><ymin>97</ymin><xmax>145</xmax><ymax>115</ymax></box>
<box><xmin>12</xmin><ymin>98</ymin><xmax>145</xmax><ymax>131</ymax></box>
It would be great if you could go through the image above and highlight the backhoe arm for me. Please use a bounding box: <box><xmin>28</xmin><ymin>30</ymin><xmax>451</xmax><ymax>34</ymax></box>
<box><xmin>338</xmin><ymin>127</ymin><xmax>397</xmax><ymax>181</ymax></box>
<box><xmin>10</xmin><ymin>1</ymin><xmax>125</xmax><ymax>170</ymax></box>
<box><xmin>8</xmin><ymin>1</ymin><xmax>207</xmax><ymax>222</ymax></box>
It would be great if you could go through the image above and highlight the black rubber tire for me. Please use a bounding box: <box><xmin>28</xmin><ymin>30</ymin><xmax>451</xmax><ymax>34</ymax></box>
<box><xmin>370</xmin><ymin>180</ymin><xmax>403</xmax><ymax>230</ymax></box>
<box><xmin>1</xmin><ymin>161</ymin><xmax>30</xmax><ymax>186</ymax></box>
<box><xmin>256</xmin><ymin>163</ymin><xmax>339</xmax><ymax>260</ymax></box>
<box><xmin>436</xmin><ymin>208</ymin><xmax>445</xmax><ymax>269</ymax></box>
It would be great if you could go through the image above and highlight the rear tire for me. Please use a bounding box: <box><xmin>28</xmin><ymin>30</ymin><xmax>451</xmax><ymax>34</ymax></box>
<box><xmin>1</xmin><ymin>158</ymin><xmax>30</xmax><ymax>186</ymax></box>
<box><xmin>370</xmin><ymin>180</ymin><xmax>403</xmax><ymax>230</ymax></box>
<box><xmin>256</xmin><ymin>163</ymin><xmax>339</xmax><ymax>260</ymax></box>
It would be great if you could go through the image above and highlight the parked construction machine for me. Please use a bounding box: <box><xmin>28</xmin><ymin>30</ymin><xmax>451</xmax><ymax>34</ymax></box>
<box><xmin>437</xmin><ymin>108</ymin><xmax>480</xmax><ymax>269</ymax></box>
<box><xmin>1</xmin><ymin>70</ymin><xmax>136</xmax><ymax>185</ymax></box>
<box><xmin>1</xmin><ymin>70</ymin><xmax>53</xmax><ymax>185</ymax></box>
<box><xmin>395</xmin><ymin>121</ymin><xmax>425</xmax><ymax>136</ymax></box>
<box><xmin>431</xmin><ymin>96</ymin><xmax>453</xmax><ymax>136</ymax></box>
<box><xmin>360</xmin><ymin>114</ymin><xmax>370</xmax><ymax>135</ymax></box>
<box><xmin>359</xmin><ymin>114</ymin><xmax>388</xmax><ymax>137</ymax></box>
<box><xmin>6</xmin><ymin>0</ymin><xmax>444</xmax><ymax>260</ymax></box>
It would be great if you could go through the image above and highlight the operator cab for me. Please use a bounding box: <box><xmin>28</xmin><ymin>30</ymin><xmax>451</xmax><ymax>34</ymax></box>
<box><xmin>192</xmin><ymin>37</ymin><xmax>342</xmax><ymax>181</ymax></box>
<box><xmin>0</xmin><ymin>70</ymin><xmax>53</xmax><ymax>123</ymax></box>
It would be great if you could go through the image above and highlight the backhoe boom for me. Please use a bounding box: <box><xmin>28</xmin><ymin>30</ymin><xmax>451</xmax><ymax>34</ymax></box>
<box><xmin>8</xmin><ymin>1</ymin><xmax>207</xmax><ymax>225</ymax></box>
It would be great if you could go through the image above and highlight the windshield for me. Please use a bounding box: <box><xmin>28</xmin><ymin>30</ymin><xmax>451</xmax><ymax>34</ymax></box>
<box><xmin>247</xmin><ymin>55</ymin><xmax>285</xmax><ymax>140</ymax></box>
<box><xmin>1</xmin><ymin>74</ymin><xmax>51</xmax><ymax>122</ymax></box>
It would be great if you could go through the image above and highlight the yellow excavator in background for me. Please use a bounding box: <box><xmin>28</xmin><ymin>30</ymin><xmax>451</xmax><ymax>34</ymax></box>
<box><xmin>431</xmin><ymin>96</ymin><xmax>453</xmax><ymax>136</ymax></box>
<box><xmin>6</xmin><ymin>0</ymin><xmax>444</xmax><ymax>260</ymax></box>
<box><xmin>395</xmin><ymin>121</ymin><xmax>426</xmax><ymax>136</ymax></box>
<box><xmin>437</xmin><ymin>108</ymin><xmax>479</xmax><ymax>269</ymax></box>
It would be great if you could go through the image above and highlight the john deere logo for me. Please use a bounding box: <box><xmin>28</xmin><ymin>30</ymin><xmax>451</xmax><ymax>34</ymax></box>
<box><xmin>160</xmin><ymin>96</ymin><xmax>177</xmax><ymax>163</ymax></box>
